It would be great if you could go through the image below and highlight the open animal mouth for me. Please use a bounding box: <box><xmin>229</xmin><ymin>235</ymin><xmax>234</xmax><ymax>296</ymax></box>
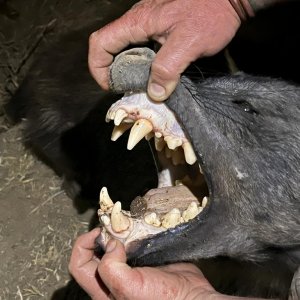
<box><xmin>97</xmin><ymin>88</ymin><xmax>209</xmax><ymax>250</ymax></box>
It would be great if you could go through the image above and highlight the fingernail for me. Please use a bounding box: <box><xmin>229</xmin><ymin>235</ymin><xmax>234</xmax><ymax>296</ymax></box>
<box><xmin>148</xmin><ymin>82</ymin><xmax>166</xmax><ymax>100</ymax></box>
<box><xmin>105</xmin><ymin>239</ymin><xmax>117</xmax><ymax>253</ymax></box>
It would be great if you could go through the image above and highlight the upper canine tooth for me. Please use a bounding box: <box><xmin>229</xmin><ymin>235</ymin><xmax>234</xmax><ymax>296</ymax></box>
<box><xmin>127</xmin><ymin>119</ymin><xmax>153</xmax><ymax>150</ymax></box>
<box><xmin>99</xmin><ymin>187</ymin><xmax>114</xmax><ymax>212</ymax></box>
<box><xmin>111</xmin><ymin>123</ymin><xmax>132</xmax><ymax>141</ymax></box>
<box><xmin>154</xmin><ymin>136</ymin><xmax>165</xmax><ymax>151</ymax></box>
<box><xmin>114</xmin><ymin>109</ymin><xmax>128</xmax><ymax>126</ymax></box>
<box><xmin>182</xmin><ymin>202</ymin><xmax>199</xmax><ymax>222</ymax></box>
<box><xmin>182</xmin><ymin>142</ymin><xmax>197</xmax><ymax>165</ymax></box>
<box><xmin>111</xmin><ymin>201</ymin><xmax>130</xmax><ymax>233</ymax></box>
<box><xmin>162</xmin><ymin>208</ymin><xmax>181</xmax><ymax>229</ymax></box>
<box><xmin>164</xmin><ymin>136</ymin><xmax>182</xmax><ymax>150</ymax></box>
<box><xmin>144</xmin><ymin>212</ymin><xmax>161</xmax><ymax>227</ymax></box>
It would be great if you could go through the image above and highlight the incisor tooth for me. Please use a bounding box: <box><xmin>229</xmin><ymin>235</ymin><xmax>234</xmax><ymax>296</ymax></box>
<box><xmin>182</xmin><ymin>202</ymin><xmax>199</xmax><ymax>222</ymax></box>
<box><xmin>101</xmin><ymin>215</ymin><xmax>111</xmax><ymax>226</ymax></box>
<box><xmin>114</xmin><ymin>109</ymin><xmax>128</xmax><ymax>126</ymax></box>
<box><xmin>144</xmin><ymin>212</ymin><xmax>161</xmax><ymax>227</ymax></box>
<box><xmin>127</xmin><ymin>119</ymin><xmax>153</xmax><ymax>150</ymax></box>
<box><xmin>164</xmin><ymin>136</ymin><xmax>182</xmax><ymax>150</ymax></box>
<box><xmin>105</xmin><ymin>110</ymin><xmax>116</xmax><ymax>123</ymax></box>
<box><xmin>154</xmin><ymin>136</ymin><xmax>165</xmax><ymax>151</ymax></box>
<box><xmin>202</xmin><ymin>196</ymin><xmax>208</xmax><ymax>208</ymax></box>
<box><xmin>111</xmin><ymin>201</ymin><xmax>130</xmax><ymax>233</ymax></box>
<box><xmin>99</xmin><ymin>187</ymin><xmax>114</xmax><ymax>212</ymax></box>
<box><xmin>182</xmin><ymin>142</ymin><xmax>197</xmax><ymax>165</ymax></box>
<box><xmin>111</xmin><ymin>123</ymin><xmax>132</xmax><ymax>141</ymax></box>
<box><xmin>162</xmin><ymin>208</ymin><xmax>181</xmax><ymax>229</ymax></box>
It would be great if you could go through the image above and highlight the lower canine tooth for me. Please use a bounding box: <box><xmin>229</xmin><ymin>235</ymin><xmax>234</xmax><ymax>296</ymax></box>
<box><xmin>162</xmin><ymin>208</ymin><xmax>181</xmax><ymax>229</ymax></box>
<box><xmin>114</xmin><ymin>109</ymin><xmax>128</xmax><ymax>126</ymax></box>
<box><xmin>182</xmin><ymin>142</ymin><xmax>197</xmax><ymax>165</ymax></box>
<box><xmin>111</xmin><ymin>201</ymin><xmax>130</xmax><ymax>233</ymax></box>
<box><xmin>127</xmin><ymin>119</ymin><xmax>153</xmax><ymax>150</ymax></box>
<box><xmin>144</xmin><ymin>212</ymin><xmax>161</xmax><ymax>227</ymax></box>
<box><xmin>182</xmin><ymin>202</ymin><xmax>199</xmax><ymax>222</ymax></box>
<box><xmin>99</xmin><ymin>187</ymin><xmax>114</xmax><ymax>212</ymax></box>
<box><xmin>111</xmin><ymin>123</ymin><xmax>132</xmax><ymax>141</ymax></box>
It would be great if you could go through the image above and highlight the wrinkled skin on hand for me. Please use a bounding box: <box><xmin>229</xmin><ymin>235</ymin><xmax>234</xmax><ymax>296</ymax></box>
<box><xmin>69</xmin><ymin>229</ymin><xmax>258</xmax><ymax>300</ymax></box>
<box><xmin>88</xmin><ymin>0</ymin><xmax>240</xmax><ymax>101</ymax></box>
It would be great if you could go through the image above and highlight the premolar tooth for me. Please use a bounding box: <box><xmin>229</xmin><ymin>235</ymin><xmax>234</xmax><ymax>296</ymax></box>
<box><xmin>154</xmin><ymin>136</ymin><xmax>165</xmax><ymax>151</ymax></box>
<box><xmin>101</xmin><ymin>215</ymin><xmax>111</xmax><ymax>226</ymax></box>
<box><xmin>111</xmin><ymin>201</ymin><xmax>130</xmax><ymax>233</ymax></box>
<box><xmin>182</xmin><ymin>202</ymin><xmax>199</xmax><ymax>222</ymax></box>
<box><xmin>182</xmin><ymin>142</ymin><xmax>197</xmax><ymax>165</ymax></box>
<box><xmin>111</xmin><ymin>123</ymin><xmax>132</xmax><ymax>141</ymax></box>
<box><xmin>162</xmin><ymin>208</ymin><xmax>181</xmax><ymax>229</ymax></box>
<box><xmin>202</xmin><ymin>196</ymin><xmax>208</xmax><ymax>208</ymax></box>
<box><xmin>99</xmin><ymin>187</ymin><xmax>114</xmax><ymax>212</ymax></box>
<box><xmin>127</xmin><ymin>119</ymin><xmax>153</xmax><ymax>150</ymax></box>
<box><xmin>144</xmin><ymin>212</ymin><xmax>161</xmax><ymax>227</ymax></box>
<box><xmin>114</xmin><ymin>109</ymin><xmax>128</xmax><ymax>126</ymax></box>
<box><xmin>164</xmin><ymin>136</ymin><xmax>182</xmax><ymax>150</ymax></box>
<box><xmin>171</xmin><ymin>148</ymin><xmax>184</xmax><ymax>166</ymax></box>
<box><xmin>155</xmin><ymin>132</ymin><xmax>162</xmax><ymax>138</ymax></box>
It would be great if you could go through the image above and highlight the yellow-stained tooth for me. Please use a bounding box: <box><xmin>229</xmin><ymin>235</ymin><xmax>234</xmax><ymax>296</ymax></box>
<box><xmin>162</xmin><ymin>208</ymin><xmax>181</xmax><ymax>229</ymax></box>
<box><xmin>111</xmin><ymin>201</ymin><xmax>130</xmax><ymax>233</ymax></box>
<box><xmin>127</xmin><ymin>119</ymin><xmax>153</xmax><ymax>150</ymax></box>
<box><xmin>111</xmin><ymin>123</ymin><xmax>132</xmax><ymax>141</ymax></box>
<box><xmin>164</xmin><ymin>136</ymin><xmax>182</xmax><ymax>150</ymax></box>
<box><xmin>144</xmin><ymin>212</ymin><xmax>161</xmax><ymax>227</ymax></box>
<box><xmin>182</xmin><ymin>202</ymin><xmax>199</xmax><ymax>222</ymax></box>
<box><xmin>182</xmin><ymin>142</ymin><xmax>197</xmax><ymax>165</ymax></box>
<box><xmin>114</xmin><ymin>109</ymin><xmax>128</xmax><ymax>126</ymax></box>
<box><xmin>99</xmin><ymin>187</ymin><xmax>114</xmax><ymax>212</ymax></box>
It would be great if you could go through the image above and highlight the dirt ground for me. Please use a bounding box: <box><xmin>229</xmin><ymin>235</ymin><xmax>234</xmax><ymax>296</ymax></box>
<box><xmin>0</xmin><ymin>0</ymin><xmax>136</xmax><ymax>299</ymax></box>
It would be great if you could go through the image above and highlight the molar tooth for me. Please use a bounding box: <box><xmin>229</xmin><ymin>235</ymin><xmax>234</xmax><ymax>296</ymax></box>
<box><xmin>114</xmin><ymin>109</ymin><xmax>128</xmax><ymax>126</ymax></box>
<box><xmin>164</xmin><ymin>136</ymin><xmax>182</xmax><ymax>150</ymax></box>
<box><xmin>202</xmin><ymin>196</ymin><xmax>208</xmax><ymax>208</ymax></box>
<box><xmin>111</xmin><ymin>123</ymin><xmax>132</xmax><ymax>141</ymax></box>
<box><xmin>111</xmin><ymin>201</ymin><xmax>130</xmax><ymax>233</ymax></box>
<box><xmin>100</xmin><ymin>215</ymin><xmax>111</xmax><ymax>226</ymax></box>
<box><xmin>154</xmin><ymin>136</ymin><xmax>165</xmax><ymax>151</ymax></box>
<box><xmin>162</xmin><ymin>208</ymin><xmax>181</xmax><ymax>229</ymax></box>
<box><xmin>144</xmin><ymin>212</ymin><xmax>161</xmax><ymax>227</ymax></box>
<box><xmin>182</xmin><ymin>202</ymin><xmax>199</xmax><ymax>222</ymax></box>
<box><xmin>99</xmin><ymin>187</ymin><xmax>114</xmax><ymax>212</ymax></box>
<box><xmin>127</xmin><ymin>119</ymin><xmax>153</xmax><ymax>150</ymax></box>
<box><xmin>182</xmin><ymin>142</ymin><xmax>197</xmax><ymax>165</ymax></box>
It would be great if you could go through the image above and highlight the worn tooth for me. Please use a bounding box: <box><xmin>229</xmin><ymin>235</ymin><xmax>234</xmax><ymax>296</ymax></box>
<box><xmin>114</xmin><ymin>109</ymin><xmax>128</xmax><ymax>126</ymax></box>
<box><xmin>154</xmin><ymin>136</ymin><xmax>165</xmax><ymax>151</ymax></box>
<box><xmin>145</xmin><ymin>132</ymin><xmax>154</xmax><ymax>141</ymax></box>
<box><xmin>164</xmin><ymin>136</ymin><xmax>182</xmax><ymax>150</ymax></box>
<box><xmin>182</xmin><ymin>202</ymin><xmax>199</xmax><ymax>222</ymax></box>
<box><xmin>155</xmin><ymin>132</ymin><xmax>162</xmax><ymax>138</ymax></box>
<box><xmin>127</xmin><ymin>119</ymin><xmax>153</xmax><ymax>150</ymax></box>
<box><xmin>111</xmin><ymin>201</ymin><xmax>130</xmax><ymax>233</ymax></box>
<box><xmin>111</xmin><ymin>123</ymin><xmax>132</xmax><ymax>141</ymax></box>
<box><xmin>202</xmin><ymin>196</ymin><xmax>208</xmax><ymax>208</ymax></box>
<box><xmin>99</xmin><ymin>187</ymin><xmax>114</xmax><ymax>212</ymax></box>
<box><xmin>100</xmin><ymin>215</ymin><xmax>111</xmax><ymax>226</ymax></box>
<box><xmin>144</xmin><ymin>212</ymin><xmax>161</xmax><ymax>227</ymax></box>
<box><xmin>162</xmin><ymin>208</ymin><xmax>181</xmax><ymax>229</ymax></box>
<box><xmin>182</xmin><ymin>142</ymin><xmax>197</xmax><ymax>165</ymax></box>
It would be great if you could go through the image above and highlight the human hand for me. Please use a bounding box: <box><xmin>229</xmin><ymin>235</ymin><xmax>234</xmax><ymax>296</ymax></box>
<box><xmin>88</xmin><ymin>0</ymin><xmax>241</xmax><ymax>101</ymax></box>
<box><xmin>69</xmin><ymin>229</ymin><xmax>224</xmax><ymax>300</ymax></box>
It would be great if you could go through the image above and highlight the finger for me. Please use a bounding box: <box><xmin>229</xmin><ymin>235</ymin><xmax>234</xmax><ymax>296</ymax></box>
<box><xmin>148</xmin><ymin>29</ymin><xmax>204</xmax><ymax>101</ymax></box>
<box><xmin>88</xmin><ymin>9</ymin><xmax>150</xmax><ymax>90</ymax></box>
<box><xmin>69</xmin><ymin>228</ymin><xmax>100</xmax><ymax>272</ymax></box>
